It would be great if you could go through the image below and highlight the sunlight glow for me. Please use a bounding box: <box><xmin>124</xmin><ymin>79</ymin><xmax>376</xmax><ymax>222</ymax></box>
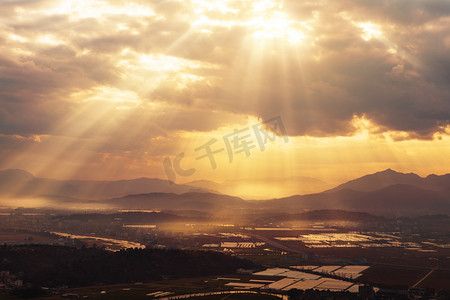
<box><xmin>36</xmin><ymin>34</ymin><xmax>65</xmax><ymax>46</ymax></box>
<box><xmin>189</xmin><ymin>0</ymin><xmax>306</xmax><ymax>44</ymax></box>
<box><xmin>112</xmin><ymin>50</ymin><xmax>216</xmax><ymax>97</ymax></box>
<box><xmin>358</xmin><ymin>23</ymin><xmax>382</xmax><ymax>41</ymax></box>
<box><xmin>250</xmin><ymin>11</ymin><xmax>305</xmax><ymax>44</ymax></box>
<box><xmin>118</xmin><ymin>53</ymin><xmax>212</xmax><ymax>73</ymax></box>
<box><xmin>138</xmin><ymin>54</ymin><xmax>195</xmax><ymax>72</ymax></box>
<box><xmin>248</xmin><ymin>0</ymin><xmax>305</xmax><ymax>44</ymax></box>
<box><xmin>252</xmin><ymin>0</ymin><xmax>279</xmax><ymax>12</ymax></box>
<box><xmin>192</xmin><ymin>0</ymin><xmax>239</xmax><ymax>15</ymax></box>
<box><xmin>176</xmin><ymin>74</ymin><xmax>204</xmax><ymax>89</ymax></box>
<box><xmin>8</xmin><ymin>33</ymin><xmax>28</xmax><ymax>43</ymax></box>
<box><xmin>71</xmin><ymin>86</ymin><xmax>141</xmax><ymax>109</ymax></box>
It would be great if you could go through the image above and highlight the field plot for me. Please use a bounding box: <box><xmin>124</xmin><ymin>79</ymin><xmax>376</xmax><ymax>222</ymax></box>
<box><xmin>251</xmin><ymin>266</ymin><xmax>372</xmax><ymax>292</ymax></box>
<box><xmin>253</xmin><ymin>268</ymin><xmax>289</xmax><ymax>276</ymax></box>
<box><xmin>416</xmin><ymin>269</ymin><xmax>450</xmax><ymax>290</ymax></box>
<box><xmin>314</xmin><ymin>266</ymin><xmax>342</xmax><ymax>273</ymax></box>
<box><xmin>332</xmin><ymin>265</ymin><xmax>370</xmax><ymax>278</ymax></box>
<box><xmin>279</xmin><ymin>271</ymin><xmax>321</xmax><ymax>280</ymax></box>
<box><xmin>293</xmin><ymin>232</ymin><xmax>413</xmax><ymax>249</ymax></box>
<box><xmin>265</xmin><ymin>278</ymin><xmax>299</xmax><ymax>290</ymax></box>
<box><xmin>301</xmin><ymin>233</ymin><xmax>371</xmax><ymax>242</ymax></box>
<box><xmin>251</xmin><ymin>267</ymin><xmax>361</xmax><ymax>292</ymax></box>
<box><xmin>314</xmin><ymin>279</ymin><xmax>353</xmax><ymax>291</ymax></box>
<box><xmin>282</xmin><ymin>279</ymin><xmax>322</xmax><ymax>291</ymax></box>
<box><xmin>359</xmin><ymin>265</ymin><xmax>429</xmax><ymax>288</ymax></box>
<box><xmin>225</xmin><ymin>282</ymin><xmax>265</xmax><ymax>289</ymax></box>
<box><xmin>290</xmin><ymin>266</ymin><xmax>319</xmax><ymax>270</ymax></box>
<box><xmin>219</xmin><ymin>242</ymin><xmax>265</xmax><ymax>248</ymax></box>
<box><xmin>185</xmin><ymin>293</ymin><xmax>282</xmax><ymax>300</ymax></box>
<box><xmin>274</xmin><ymin>237</ymin><xmax>303</xmax><ymax>241</ymax></box>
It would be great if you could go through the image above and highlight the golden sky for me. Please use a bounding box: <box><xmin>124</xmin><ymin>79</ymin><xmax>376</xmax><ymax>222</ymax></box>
<box><xmin>0</xmin><ymin>0</ymin><xmax>450</xmax><ymax>197</ymax></box>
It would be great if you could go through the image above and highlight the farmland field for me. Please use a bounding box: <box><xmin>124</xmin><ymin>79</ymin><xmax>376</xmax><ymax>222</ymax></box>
<box><xmin>359</xmin><ymin>265</ymin><xmax>430</xmax><ymax>288</ymax></box>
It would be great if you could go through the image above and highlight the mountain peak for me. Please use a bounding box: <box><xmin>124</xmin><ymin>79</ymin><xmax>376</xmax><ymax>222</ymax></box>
<box><xmin>370</xmin><ymin>168</ymin><xmax>421</xmax><ymax>178</ymax></box>
<box><xmin>327</xmin><ymin>168</ymin><xmax>423</xmax><ymax>193</ymax></box>
<box><xmin>377</xmin><ymin>168</ymin><xmax>417</xmax><ymax>176</ymax></box>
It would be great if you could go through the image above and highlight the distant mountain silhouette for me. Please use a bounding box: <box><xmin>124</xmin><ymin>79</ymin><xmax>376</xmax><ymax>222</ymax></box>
<box><xmin>106</xmin><ymin>192</ymin><xmax>249</xmax><ymax>211</ymax></box>
<box><xmin>261</xmin><ymin>183</ymin><xmax>450</xmax><ymax>214</ymax></box>
<box><xmin>105</xmin><ymin>182</ymin><xmax>450</xmax><ymax>215</ymax></box>
<box><xmin>0</xmin><ymin>169</ymin><xmax>35</xmax><ymax>181</ymax></box>
<box><xmin>326</xmin><ymin>169</ymin><xmax>450</xmax><ymax>192</ymax></box>
<box><xmin>1</xmin><ymin>168</ymin><xmax>449</xmax><ymax>215</ymax></box>
<box><xmin>185</xmin><ymin>180</ymin><xmax>224</xmax><ymax>193</ymax></box>
<box><xmin>0</xmin><ymin>169</ymin><xmax>211</xmax><ymax>200</ymax></box>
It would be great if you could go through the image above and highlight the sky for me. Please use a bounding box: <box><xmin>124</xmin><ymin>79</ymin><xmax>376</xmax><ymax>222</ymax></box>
<box><xmin>1</xmin><ymin>0</ymin><xmax>450</xmax><ymax>197</ymax></box>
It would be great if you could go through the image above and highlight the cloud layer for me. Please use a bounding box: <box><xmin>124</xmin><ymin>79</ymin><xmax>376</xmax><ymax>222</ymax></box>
<box><xmin>1</xmin><ymin>0</ymin><xmax>449</xmax><ymax>179</ymax></box>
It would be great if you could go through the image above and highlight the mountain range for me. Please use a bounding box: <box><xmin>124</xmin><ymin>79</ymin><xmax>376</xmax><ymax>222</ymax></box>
<box><xmin>326</xmin><ymin>168</ymin><xmax>450</xmax><ymax>192</ymax></box>
<box><xmin>258</xmin><ymin>183</ymin><xmax>449</xmax><ymax>214</ymax></box>
<box><xmin>0</xmin><ymin>168</ymin><xmax>449</xmax><ymax>215</ymax></box>
<box><xmin>0</xmin><ymin>169</ymin><xmax>211</xmax><ymax>200</ymax></box>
